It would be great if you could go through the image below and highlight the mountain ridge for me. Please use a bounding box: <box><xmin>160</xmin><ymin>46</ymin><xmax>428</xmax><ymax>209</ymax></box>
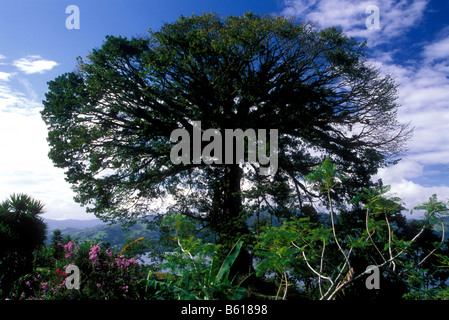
<box><xmin>43</xmin><ymin>218</ymin><xmax>160</xmax><ymax>249</ymax></box>
<box><xmin>44</xmin><ymin>218</ymin><xmax>106</xmax><ymax>231</ymax></box>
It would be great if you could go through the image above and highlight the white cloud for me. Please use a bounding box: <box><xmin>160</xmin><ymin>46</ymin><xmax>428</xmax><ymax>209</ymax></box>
<box><xmin>0</xmin><ymin>55</ymin><xmax>13</xmax><ymax>81</ymax></box>
<box><xmin>367</xmin><ymin>35</ymin><xmax>449</xmax><ymax>216</ymax></box>
<box><xmin>13</xmin><ymin>55</ymin><xmax>58</xmax><ymax>74</ymax></box>
<box><xmin>366</xmin><ymin>36</ymin><xmax>449</xmax><ymax>167</ymax></box>
<box><xmin>0</xmin><ymin>110</ymin><xmax>92</xmax><ymax>220</ymax></box>
<box><xmin>378</xmin><ymin>160</ymin><xmax>424</xmax><ymax>183</ymax></box>
<box><xmin>0</xmin><ymin>50</ymin><xmax>91</xmax><ymax>220</ymax></box>
<box><xmin>0</xmin><ymin>71</ymin><xmax>13</xmax><ymax>82</ymax></box>
<box><xmin>375</xmin><ymin>165</ymin><xmax>449</xmax><ymax>217</ymax></box>
<box><xmin>0</xmin><ymin>82</ymin><xmax>41</xmax><ymax>112</ymax></box>
<box><xmin>281</xmin><ymin>0</ymin><xmax>428</xmax><ymax>46</ymax></box>
<box><xmin>393</xmin><ymin>71</ymin><xmax>449</xmax><ymax>164</ymax></box>
<box><xmin>0</xmin><ymin>83</ymin><xmax>26</xmax><ymax>110</ymax></box>
<box><xmin>422</xmin><ymin>35</ymin><xmax>449</xmax><ymax>63</ymax></box>
<box><xmin>0</xmin><ymin>72</ymin><xmax>93</xmax><ymax>220</ymax></box>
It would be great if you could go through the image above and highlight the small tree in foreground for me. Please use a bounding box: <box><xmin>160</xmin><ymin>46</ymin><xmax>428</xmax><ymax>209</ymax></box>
<box><xmin>0</xmin><ymin>194</ymin><xmax>47</xmax><ymax>297</ymax></box>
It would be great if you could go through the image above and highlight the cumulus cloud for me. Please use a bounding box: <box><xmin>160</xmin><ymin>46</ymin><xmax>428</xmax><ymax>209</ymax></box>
<box><xmin>371</xmin><ymin>44</ymin><xmax>449</xmax><ymax>214</ymax></box>
<box><xmin>0</xmin><ymin>110</ymin><xmax>89</xmax><ymax>220</ymax></box>
<box><xmin>0</xmin><ymin>86</ymin><xmax>90</xmax><ymax>219</ymax></box>
<box><xmin>422</xmin><ymin>34</ymin><xmax>449</xmax><ymax>63</ymax></box>
<box><xmin>13</xmin><ymin>55</ymin><xmax>58</xmax><ymax>74</ymax></box>
<box><xmin>375</xmin><ymin>165</ymin><xmax>449</xmax><ymax>217</ymax></box>
<box><xmin>381</xmin><ymin>51</ymin><xmax>449</xmax><ymax>165</ymax></box>
<box><xmin>281</xmin><ymin>0</ymin><xmax>428</xmax><ymax>46</ymax></box>
<box><xmin>371</xmin><ymin>47</ymin><xmax>449</xmax><ymax>215</ymax></box>
<box><xmin>0</xmin><ymin>57</ymin><xmax>90</xmax><ymax>219</ymax></box>
<box><xmin>0</xmin><ymin>71</ymin><xmax>13</xmax><ymax>82</ymax></box>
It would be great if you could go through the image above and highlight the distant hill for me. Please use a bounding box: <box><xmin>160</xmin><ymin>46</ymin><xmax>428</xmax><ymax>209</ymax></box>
<box><xmin>43</xmin><ymin>218</ymin><xmax>160</xmax><ymax>249</ymax></box>
<box><xmin>45</xmin><ymin>218</ymin><xmax>106</xmax><ymax>231</ymax></box>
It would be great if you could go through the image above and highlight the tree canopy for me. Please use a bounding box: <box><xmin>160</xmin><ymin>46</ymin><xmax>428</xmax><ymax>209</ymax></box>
<box><xmin>41</xmin><ymin>12</ymin><xmax>411</xmax><ymax>275</ymax></box>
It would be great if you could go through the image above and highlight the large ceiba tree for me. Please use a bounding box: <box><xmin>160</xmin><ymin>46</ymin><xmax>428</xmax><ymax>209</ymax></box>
<box><xmin>41</xmin><ymin>12</ymin><xmax>411</xmax><ymax>276</ymax></box>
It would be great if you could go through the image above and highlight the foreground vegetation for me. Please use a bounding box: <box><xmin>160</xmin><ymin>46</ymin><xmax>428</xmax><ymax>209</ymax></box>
<box><xmin>1</xmin><ymin>160</ymin><xmax>449</xmax><ymax>300</ymax></box>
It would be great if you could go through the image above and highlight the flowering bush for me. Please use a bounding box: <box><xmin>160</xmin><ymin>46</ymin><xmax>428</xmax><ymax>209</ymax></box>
<box><xmin>63</xmin><ymin>241</ymin><xmax>78</xmax><ymax>259</ymax></box>
<box><xmin>80</xmin><ymin>242</ymin><xmax>141</xmax><ymax>299</ymax></box>
<box><xmin>8</xmin><ymin>241</ymin><xmax>147</xmax><ymax>300</ymax></box>
<box><xmin>8</xmin><ymin>269</ymin><xmax>67</xmax><ymax>300</ymax></box>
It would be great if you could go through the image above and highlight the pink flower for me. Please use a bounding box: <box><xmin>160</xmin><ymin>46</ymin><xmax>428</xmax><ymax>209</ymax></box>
<box><xmin>64</xmin><ymin>241</ymin><xmax>73</xmax><ymax>252</ymax></box>
<box><xmin>63</xmin><ymin>241</ymin><xmax>77</xmax><ymax>259</ymax></box>
<box><xmin>89</xmin><ymin>245</ymin><xmax>101</xmax><ymax>260</ymax></box>
<box><xmin>115</xmin><ymin>256</ymin><xmax>138</xmax><ymax>269</ymax></box>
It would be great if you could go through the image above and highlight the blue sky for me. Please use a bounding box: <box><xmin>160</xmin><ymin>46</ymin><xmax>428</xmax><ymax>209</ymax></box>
<box><xmin>0</xmin><ymin>0</ymin><xmax>448</xmax><ymax>220</ymax></box>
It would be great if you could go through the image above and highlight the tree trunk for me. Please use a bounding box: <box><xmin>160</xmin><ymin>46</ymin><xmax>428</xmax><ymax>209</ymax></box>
<box><xmin>223</xmin><ymin>164</ymin><xmax>243</xmax><ymax>227</ymax></box>
<box><xmin>215</xmin><ymin>164</ymin><xmax>253</xmax><ymax>280</ymax></box>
